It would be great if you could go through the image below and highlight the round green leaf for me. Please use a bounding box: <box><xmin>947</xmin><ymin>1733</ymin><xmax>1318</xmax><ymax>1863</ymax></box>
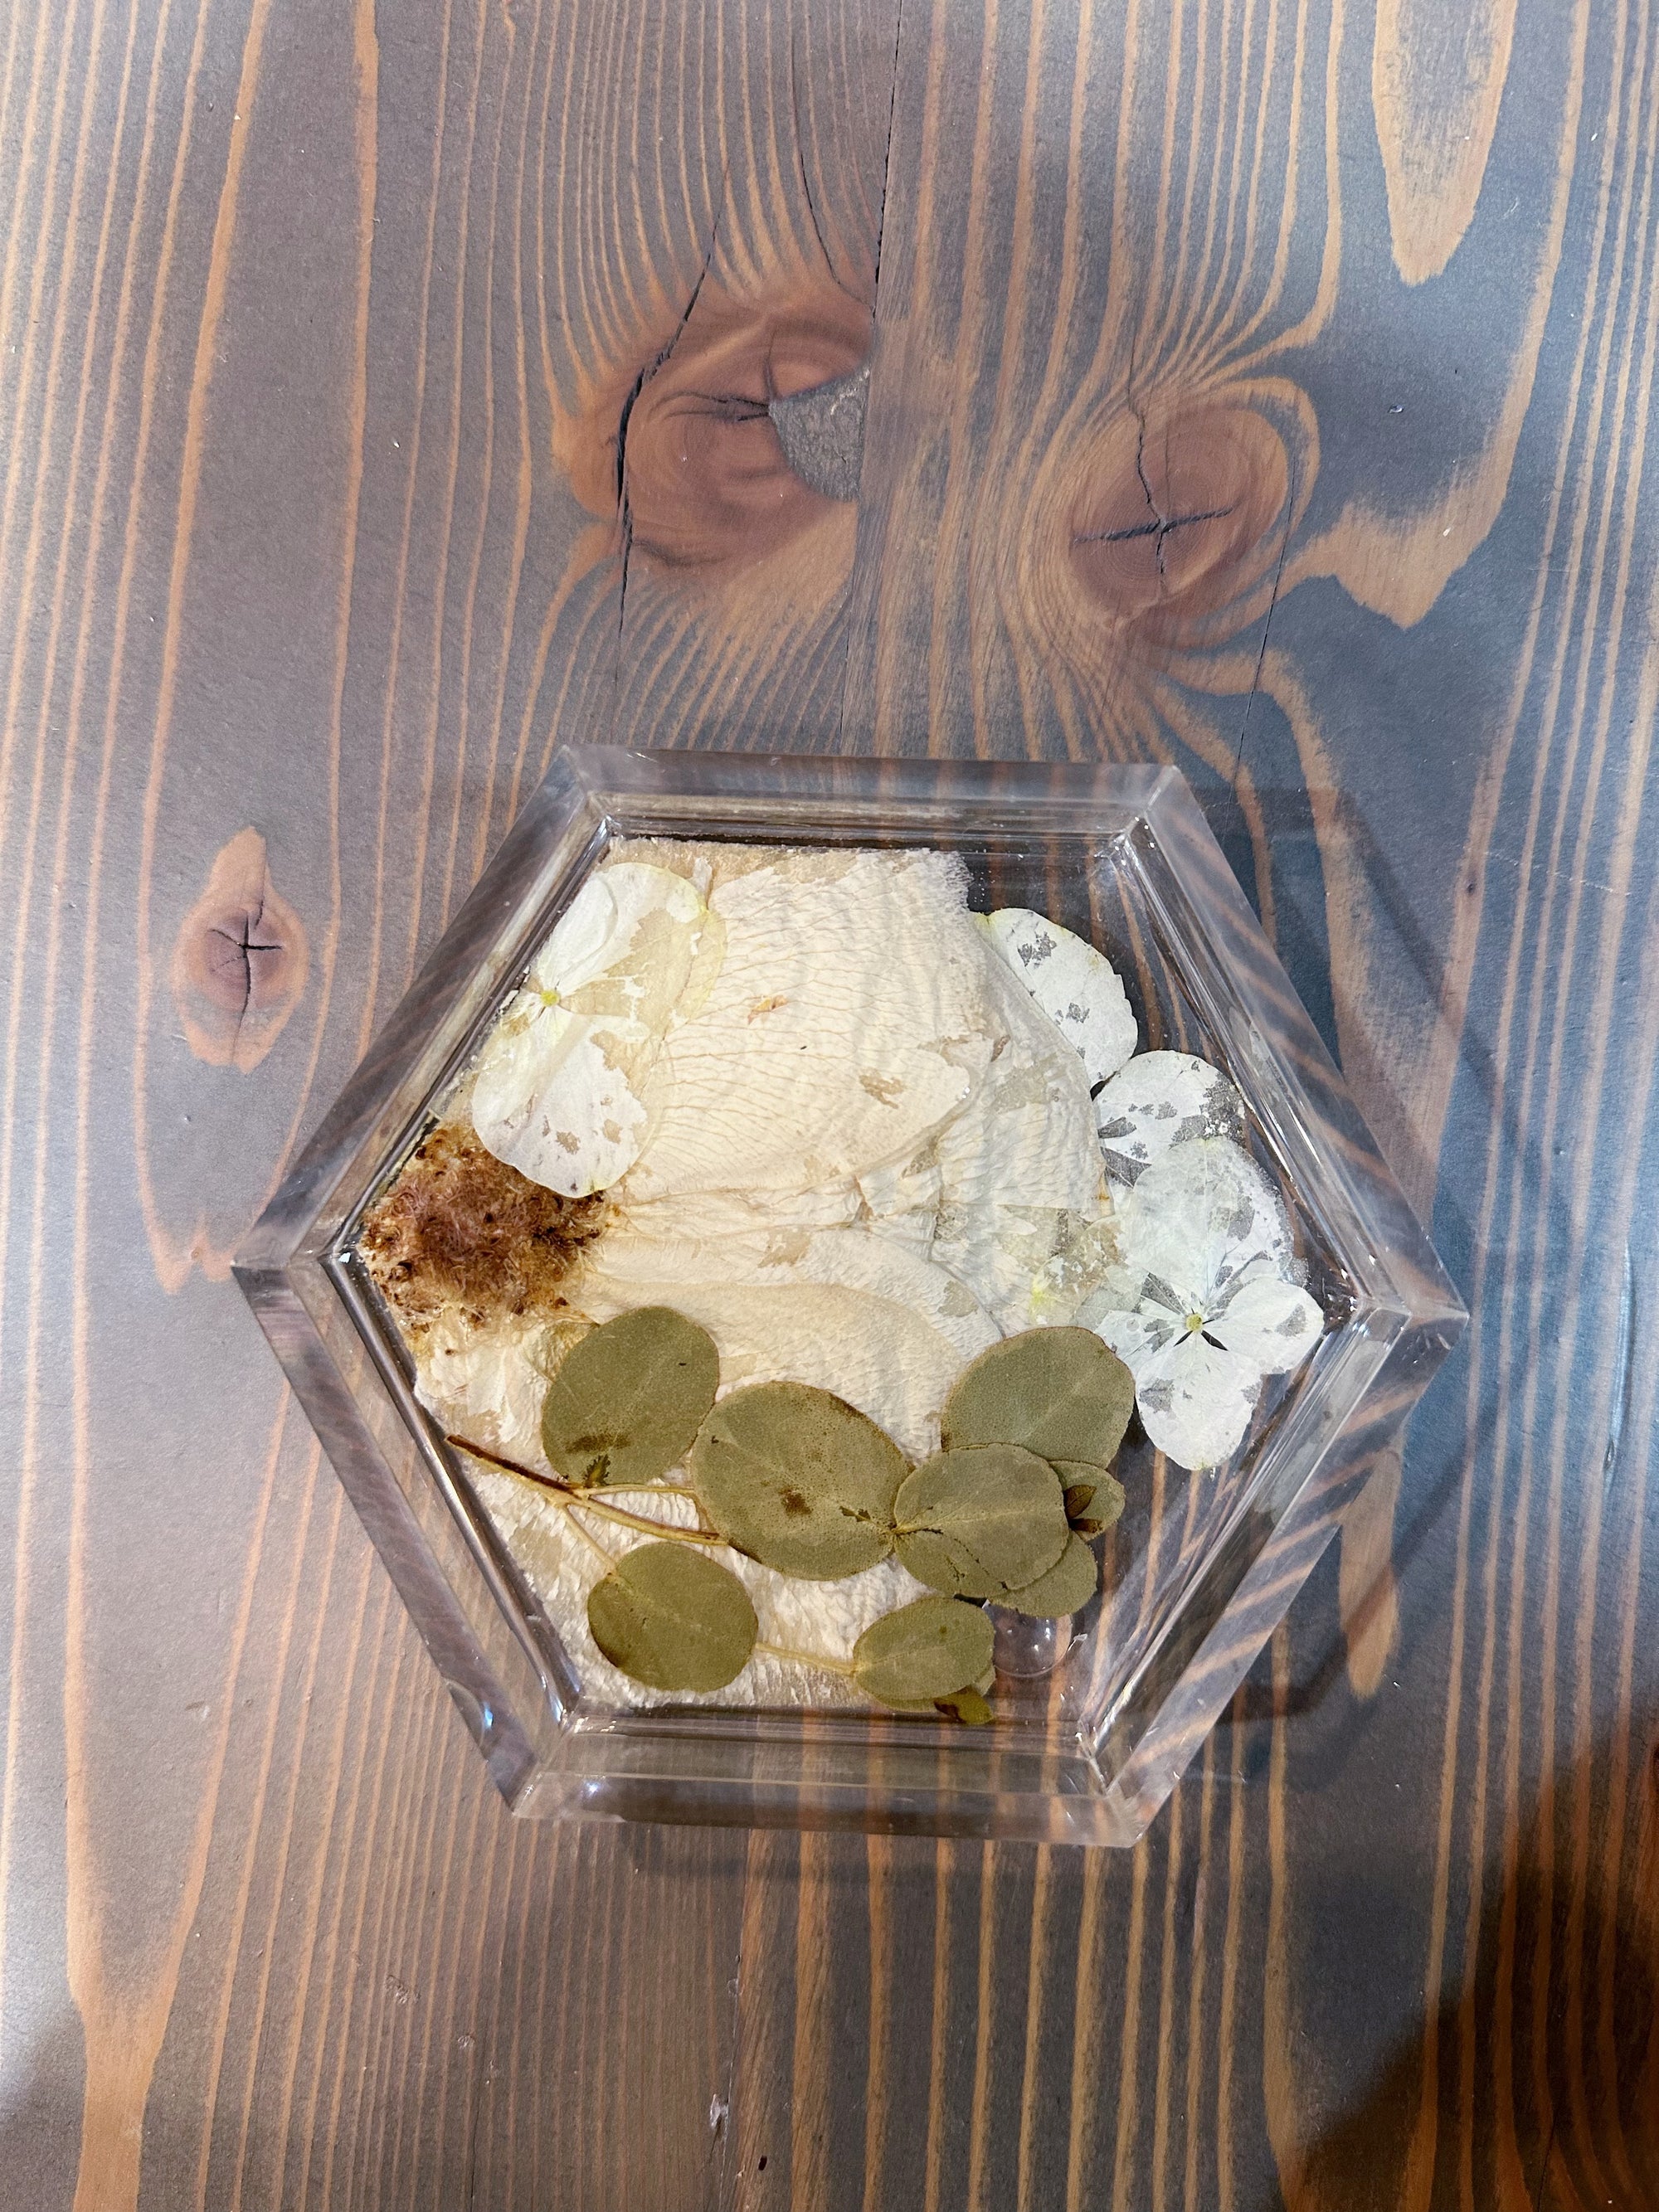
<box><xmin>541</xmin><ymin>1306</ymin><xmax>719</xmax><ymax>1487</ymax></box>
<box><xmin>941</xmin><ymin>1326</ymin><xmax>1135</xmax><ymax>1470</ymax></box>
<box><xmin>1054</xmin><ymin>1461</ymin><xmax>1126</xmax><ymax>1535</ymax></box>
<box><xmin>1000</xmin><ymin>1532</ymin><xmax>1099</xmax><ymax>1618</ymax></box>
<box><xmin>852</xmin><ymin>1595</ymin><xmax>995</xmax><ymax>1706</ymax></box>
<box><xmin>586</xmin><ymin>1541</ymin><xmax>757</xmax><ymax>1691</ymax></box>
<box><xmin>892</xmin><ymin>1445</ymin><xmax>1069</xmax><ymax>1599</ymax></box>
<box><xmin>939</xmin><ymin>1685</ymin><xmax>994</xmax><ymax>1726</ymax></box>
<box><xmin>688</xmin><ymin>1382</ymin><xmax>907</xmax><ymax>1579</ymax></box>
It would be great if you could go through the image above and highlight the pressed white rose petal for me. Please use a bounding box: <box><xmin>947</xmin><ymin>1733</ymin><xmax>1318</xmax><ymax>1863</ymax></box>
<box><xmin>931</xmin><ymin>953</ymin><xmax>1109</xmax><ymax>1328</ymax></box>
<box><xmin>556</xmin><ymin>861</ymin><xmax>709</xmax><ymax>1029</ymax></box>
<box><xmin>470</xmin><ymin>999</ymin><xmax>652</xmax><ymax>1195</ymax></box>
<box><xmin>471</xmin><ymin>862</ymin><xmax>717</xmax><ymax>1196</ymax></box>
<box><xmin>626</xmin><ymin>851</ymin><xmax>996</xmax><ymax>1202</ymax></box>
<box><xmin>985</xmin><ymin>907</ymin><xmax>1138</xmax><ymax>1084</ymax></box>
<box><xmin>414</xmin><ymin>1313</ymin><xmax>563</xmax><ymax>1466</ymax></box>
<box><xmin>1092</xmin><ymin>1050</ymin><xmax>1247</xmax><ymax>1185</ymax></box>
<box><xmin>1209</xmin><ymin>1268</ymin><xmax>1324</xmax><ymax>1373</ymax></box>
<box><xmin>856</xmin><ymin>1147</ymin><xmax>943</xmax><ymax>1255</ymax></box>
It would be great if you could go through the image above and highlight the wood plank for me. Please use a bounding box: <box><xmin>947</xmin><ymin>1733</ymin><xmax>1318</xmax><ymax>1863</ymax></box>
<box><xmin>2</xmin><ymin>0</ymin><xmax>1657</xmax><ymax>2206</ymax></box>
<box><xmin>0</xmin><ymin>2</ymin><xmax>893</xmax><ymax>2205</ymax></box>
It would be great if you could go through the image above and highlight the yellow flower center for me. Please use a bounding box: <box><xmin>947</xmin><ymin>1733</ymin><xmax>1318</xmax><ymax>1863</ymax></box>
<box><xmin>1185</xmin><ymin>1311</ymin><xmax>1205</xmax><ymax>1335</ymax></box>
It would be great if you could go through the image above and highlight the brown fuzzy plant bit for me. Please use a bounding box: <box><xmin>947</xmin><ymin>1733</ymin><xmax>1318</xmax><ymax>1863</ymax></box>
<box><xmin>358</xmin><ymin>1121</ymin><xmax>606</xmax><ymax>1335</ymax></box>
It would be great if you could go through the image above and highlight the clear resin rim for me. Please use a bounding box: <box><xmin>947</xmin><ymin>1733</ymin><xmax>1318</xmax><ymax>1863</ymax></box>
<box><xmin>235</xmin><ymin>749</ymin><xmax>1466</xmax><ymax>1845</ymax></box>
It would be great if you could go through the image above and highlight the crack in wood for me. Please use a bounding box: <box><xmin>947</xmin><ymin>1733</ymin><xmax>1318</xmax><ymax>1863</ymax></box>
<box><xmin>614</xmin><ymin>171</ymin><xmax>728</xmax><ymax>666</ymax></box>
<box><xmin>1073</xmin><ymin>503</ymin><xmax>1237</xmax><ymax>548</ymax></box>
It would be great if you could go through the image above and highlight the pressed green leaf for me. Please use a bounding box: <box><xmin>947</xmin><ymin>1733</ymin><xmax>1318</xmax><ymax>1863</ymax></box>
<box><xmin>541</xmin><ymin>1306</ymin><xmax>719</xmax><ymax>1487</ymax></box>
<box><xmin>586</xmin><ymin>1541</ymin><xmax>757</xmax><ymax>1691</ymax></box>
<box><xmin>937</xmin><ymin>1685</ymin><xmax>994</xmax><ymax>1725</ymax></box>
<box><xmin>1000</xmin><ymin>1532</ymin><xmax>1099</xmax><ymax>1618</ymax></box>
<box><xmin>941</xmin><ymin>1327</ymin><xmax>1135</xmax><ymax>1471</ymax></box>
<box><xmin>688</xmin><ymin>1382</ymin><xmax>907</xmax><ymax>1579</ymax></box>
<box><xmin>1055</xmin><ymin>1461</ymin><xmax>1126</xmax><ymax>1535</ymax></box>
<box><xmin>892</xmin><ymin>1445</ymin><xmax>1069</xmax><ymax>1599</ymax></box>
<box><xmin>852</xmin><ymin>1595</ymin><xmax>995</xmax><ymax>1706</ymax></box>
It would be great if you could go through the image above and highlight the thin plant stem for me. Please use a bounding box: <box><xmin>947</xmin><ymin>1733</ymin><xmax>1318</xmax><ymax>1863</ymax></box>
<box><xmin>596</xmin><ymin>1480</ymin><xmax>701</xmax><ymax>1500</ymax></box>
<box><xmin>445</xmin><ymin>1434</ymin><xmax>730</xmax><ymax>1547</ymax></box>
<box><xmin>754</xmin><ymin>1639</ymin><xmax>856</xmax><ymax>1679</ymax></box>
<box><xmin>557</xmin><ymin>1504</ymin><xmax>616</xmax><ymax>1573</ymax></box>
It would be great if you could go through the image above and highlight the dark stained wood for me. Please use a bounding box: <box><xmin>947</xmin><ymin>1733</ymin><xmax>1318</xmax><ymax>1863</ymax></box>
<box><xmin>2</xmin><ymin>0</ymin><xmax>1657</xmax><ymax>2207</ymax></box>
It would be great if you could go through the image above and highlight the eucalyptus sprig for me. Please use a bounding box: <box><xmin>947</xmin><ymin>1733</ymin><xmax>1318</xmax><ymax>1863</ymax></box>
<box><xmin>457</xmin><ymin>1310</ymin><xmax>1139</xmax><ymax>1717</ymax></box>
<box><xmin>446</xmin><ymin>1433</ymin><xmax>726</xmax><ymax>1547</ymax></box>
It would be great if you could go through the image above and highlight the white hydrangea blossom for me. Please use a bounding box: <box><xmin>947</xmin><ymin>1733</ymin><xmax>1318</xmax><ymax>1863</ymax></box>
<box><xmin>1092</xmin><ymin>1049</ymin><xmax>1246</xmax><ymax>1185</ymax></box>
<box><xmin>983</xmin><ymin>907</ymin><xmax>1138</xmax><ymax>1086</ymax></box>
<box><xmin>1079</xmin><ymin>1137</ymin><xmax>1323</xmax><ymax>1470</ymax></box>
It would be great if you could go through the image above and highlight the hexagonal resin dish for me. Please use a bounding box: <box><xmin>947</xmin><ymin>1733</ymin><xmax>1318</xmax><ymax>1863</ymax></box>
<box><xmin>236</xmin><ymin>750</ymin><xmax>1465</xmax><ymax>1845</ymax></box>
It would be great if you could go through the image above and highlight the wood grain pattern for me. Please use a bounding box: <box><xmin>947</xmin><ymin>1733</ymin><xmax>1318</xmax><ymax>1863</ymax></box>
<box><xmin>2</xmin><ymin>0</ymin><xmax>1657</xmax><ymax>2207</ymax></box>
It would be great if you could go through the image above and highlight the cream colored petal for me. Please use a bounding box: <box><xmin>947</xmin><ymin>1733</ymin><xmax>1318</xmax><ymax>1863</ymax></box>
<box><xmin>931</xmin><ymin>954</ymin><xmax>1108</xmax><ymax>1327</ymax></box>
<box><xmin>786</xmin><ymin>1227</ymin><xmax>999</xmax><ymax>1365</ymax></box>
<box><xmin>413</xmin><ymin>1313</ymin><xmax>559</xmax><ymax>1468</ymax></box>
<box><xmin>625</xmin><ymin>851</ymin><xmax>997</xmax><ymax>1200</ymax></box>
<box><xmin>985</xmin><ymin>907</ymin><xmax>1138</xmax><ymax>1084</ymax></box>
<box><xmin>1209</xmin><ymin>1269</ymin><xmax>1325</xmax><ymax>1374</ymax></box>
<box><xmin>474</xmin><ymin>862</ymin><xmax>717</xmax><ymax>1195</ymax></box>
<box><xmin>471</xmin><ymin>1004</ymin><xmax>654</xmax><ymax>1196</ymax></box>
<box><xmin>608</xmin><ymin>1181</ymin><xmax>865</xmax><ymax>1257</ymax></box>
<box><xmin>674</xmin><ymin>903</ymin><xmax>727</xmax><ymax>1024</ymax></box>
<box><xmin>527</xmin><ymin>869</ymin><xmax>618</xmax><ymax>995</ymax></box>
<box><xmin>1092</xmin><ymin>1050</ymin><xmax>1247</xmax><ymax>1185</ymax></box>
<box><xmin>557</xmin><ymin>861</ymin><xmax>710</xmax><ymax>1030</ymax></box>
<box><xmin>856</xmin><ymin>1145</ymin><xmax>943</xmax><ymax>1256</ymax></box>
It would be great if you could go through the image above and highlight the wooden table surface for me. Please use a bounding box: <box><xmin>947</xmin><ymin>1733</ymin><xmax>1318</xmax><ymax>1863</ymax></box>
<box><xmin>4</xmin><ymin>0</ymin><xmax>1658</xmax><ymax>2205</ymax></box>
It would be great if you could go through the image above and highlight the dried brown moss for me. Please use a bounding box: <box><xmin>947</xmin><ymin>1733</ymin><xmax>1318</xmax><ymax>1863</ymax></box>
<box><xmin>359</xmin><ymin>1121</ymin><xmax>606</xmax><ymax>1336</ymax></box>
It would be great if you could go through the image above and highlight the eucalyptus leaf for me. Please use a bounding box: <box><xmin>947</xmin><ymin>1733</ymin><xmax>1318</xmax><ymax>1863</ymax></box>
<box><xmin>540</xmin><ymin>1305</ymin><xmax>719</xmax><ymax>1487</ymax></box>
<box><xmin>586</xmin><ymin>1541</ymin><xmax>757</xmax><ymax>1691</ymax></box>
<box><xmin>852</xmin><ymin>1595</ymin><xmax>995</xmax><ymax>1706</ymax></box>
<box><xmin>941</xmin><ymin>1326</ymin><xmax>1135</xmax><ymax>1470</ymax></box>
<box><xmin>893</xmin><ymin>1445</ymin><xmax>1070</xmax><ymax>1598</ymax></box>
<box><xmin>1000</xmin><ymin>1532</ymin><xmax>1099</xmax><ymax>1618</ymax></box>
<box><xmin>937</xmin><ymin>1685</ymin><xmax>994</xmax><ymax>1725</ymax></box>
<box><xmin>688</xmin><ymin>1382</ymin><xmax>907</xmax><ymax>1579</ymax></box>
<box><xmin>1054</xmin><ymin>1461</ymin><xmax>1126</xmax><ymax>1535</ymax></box>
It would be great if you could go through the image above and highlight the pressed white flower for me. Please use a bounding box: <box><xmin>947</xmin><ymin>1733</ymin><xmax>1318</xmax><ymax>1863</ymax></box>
<box><xmin>929</xmin><ymin>952</ymin><xmax>1113</xmax><ymax>1329</ymax></box>
<box><xmin>623</xmin><ymin>850</ymin><xmax>996</xmax><ymax>1203</ymax></box>
<box><xmin>470</xmin><ymin>862</ymin><xmax>713</xmax><ymax>1196</ymax></box>
<box><xmin>1080</xmin><ymin>1137</ymin><xmax>1323</xmax><ymax>1469</ymax></box>
<box><xmin>983</xmin><ymin>907</ymin><xmax>1138</xmax><ymax>1085</ymax></box>
<box><xmin>1092</xmin><ymin>1049</ymin><xmax>1246</xmax><ymax>1185</ymax></box>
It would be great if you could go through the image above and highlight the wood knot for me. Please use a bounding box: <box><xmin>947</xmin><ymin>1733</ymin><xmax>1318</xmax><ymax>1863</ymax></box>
<box><xmin>170</xmin><ymin>827</ymin><xmax>308</xmax><ymax>1071</ymax></box>
<box><xmin>1067</xmin><ymin>399</ymin><xmax>1292</xmax><ymax>643</ymax></box>
<box><xmin>562</xmin><ymin>280</ymin><xmax>872</xmax><ymax>575</ymax></box>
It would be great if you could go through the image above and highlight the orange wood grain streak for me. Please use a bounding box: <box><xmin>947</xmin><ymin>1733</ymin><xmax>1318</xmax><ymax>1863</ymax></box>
<box><xmin>130</xmin><ymin>0</ymin><xmax>278</xmax><ymax>1292</ymax></box>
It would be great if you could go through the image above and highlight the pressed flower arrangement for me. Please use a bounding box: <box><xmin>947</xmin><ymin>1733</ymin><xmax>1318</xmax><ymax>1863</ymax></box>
<box><xmin>358</xmin><ymin>835</ymin><xmax>1326</xmax><ymax>1718</ymax></box>
<box><xmin>241</xmin><ymin>749</ymin><xmax>1462</xmax><ymax>1841</ymax></box>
